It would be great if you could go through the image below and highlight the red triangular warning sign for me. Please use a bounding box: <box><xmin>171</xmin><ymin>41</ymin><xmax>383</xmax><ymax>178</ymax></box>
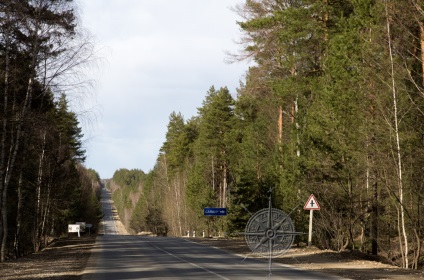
<box><xmin>304</xmin><ymin>194</ymin><xmax>320</xmax><ymax>210</ymax></box>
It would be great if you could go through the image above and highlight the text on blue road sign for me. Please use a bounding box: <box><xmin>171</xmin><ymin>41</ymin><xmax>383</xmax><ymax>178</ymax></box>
<box><xmin>204</xmin><ymin>207</ymin><xmax>227</xmax><ymax>216</ymax></box>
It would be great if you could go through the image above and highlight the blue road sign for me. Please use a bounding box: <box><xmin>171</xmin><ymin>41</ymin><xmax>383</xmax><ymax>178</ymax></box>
<box><xmin>204</xmin><ymin>207</ymin><xmax>227</xmax><ymax>216</ymax></box>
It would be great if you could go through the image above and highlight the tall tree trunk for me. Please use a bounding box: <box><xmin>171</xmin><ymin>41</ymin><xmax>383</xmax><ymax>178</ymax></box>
<box><xmin>174</xmin><ymin>177</ymin><xmax>182</xmax><ymax>237</ymax></box>
<box><xmin>34</xmin><ymin>131</ymin><xmax>46</xmax><ymax>252</ymax></box>
<box><xmin>219</xmin><ymin>164</ymin><xmax>222</xmax><ymax>208</ymax></box>
<box><xmin>278</xmin><ymin>106</ymin><xmax>283</xmax><ymax>143</ymax></box>
<box><xmin>367</xmin><ymin>19</ymin><xmax>379</xmax><ymax>256</ymax></box>
<box><xmin>222</xmin><ymin>162</ymin><xmax>227</xmax><ymax>208</ymax></box>
<box><xmin>410</xmin><ymin>0</ymin><xmax>424</xmax><ymax>85</ymax></box>
<box><xmin>413</xmin><ymin>228</ymin><xmax>420</xmax><ymax>269</ymax></box>
<box><xmin>294</xmin><ymin>96</ymin><xmax>300</xmax><ymax>157</ymax></box>
<box><xmin>0</xmin><ymin>2</ymin><xmax>12</xmax><ymax>262</ymax></box>
<box><xmin>371</xmin><ymin>182</ymin><xmax>378</xmax><ymax>255</ymax></box>
<box><xmin>397</xmin><ymin>207</ymin><xmax>406</xmax><ymax>267</ymax></box>
<box><xmin>41</xmin><ymin>163</ymin><xmax>52</xmax><ymax>248</ymax></box>
<box><xmin>211</xmin><ymin>155</ymin><xmax>215</xmax><ymax>192</ymax></box>
<box><xmin>13</xmin><ymin>172</ymin><xmax>23</xmax><ymax>259</ymax></box>
<box><xmin>291</xmin><ymin>65</ymin><xmax>300</xmax><ymax>157</ymax></box>
<box><xmin>385</xmin><ymin>1</ymin><xmax>408</xmax><ymax>268</ymax></box>
<box><xmin>419</xmin><ymin>21</ymin><xmax>424</xmax><ymax>86</ymax></box>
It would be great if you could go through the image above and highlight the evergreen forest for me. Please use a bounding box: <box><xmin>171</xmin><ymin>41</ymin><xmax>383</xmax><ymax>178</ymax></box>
<box><xmin>107</xmin><ymin>0</ymin><xmax>424</xmax><ymax>270</ymax></box>
<box><xmin>0</xmin><ymin>1</ymin><xmax>101</xmax><ymax>261</ymax></box>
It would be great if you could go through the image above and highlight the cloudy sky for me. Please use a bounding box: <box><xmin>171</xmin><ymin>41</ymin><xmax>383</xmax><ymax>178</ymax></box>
<box><xmin>77</xmin><ymin>1</ymin><xmax>249</xmax><ymax>178</ymax></box>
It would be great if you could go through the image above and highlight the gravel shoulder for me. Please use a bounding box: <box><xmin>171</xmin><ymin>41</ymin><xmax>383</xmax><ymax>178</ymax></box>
<box><xmin>2</xmin><ymin>234</ymin><xmax>424</xmax><ymax>280</ymax></box>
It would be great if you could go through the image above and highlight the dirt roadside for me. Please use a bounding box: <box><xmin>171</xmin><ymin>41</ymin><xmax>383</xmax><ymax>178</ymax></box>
<box><xmin>1</xmin><ymin>234</ymin><xmax>424</xmax><ymax>280</ymax></box>
<box><xmin>190</xmin><ymin>237</ymin><xmax>424</xmax><ymax>280</ymax></box>
<box><xmin>0</xmin><ymin>235</ymin><xmax>96</xmax><ymax>280</ymax></box>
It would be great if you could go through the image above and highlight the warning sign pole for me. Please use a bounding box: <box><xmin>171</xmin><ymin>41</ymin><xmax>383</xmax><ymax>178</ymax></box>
<box><xmin>307</xmin><ymin>210</ymin><xmax>313</xmax><ymax>246</ymax></box>
<box><xmin>304</xmin><ymin>194</ymin><xmax>320</xmax><ymax>247</ymax></box>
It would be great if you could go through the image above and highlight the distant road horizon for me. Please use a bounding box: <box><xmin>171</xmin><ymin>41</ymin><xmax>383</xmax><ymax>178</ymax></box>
<box><xmin>82</xmin><ymin>186</ymin><xmax>345</xmax><ymax>280</ymax></box>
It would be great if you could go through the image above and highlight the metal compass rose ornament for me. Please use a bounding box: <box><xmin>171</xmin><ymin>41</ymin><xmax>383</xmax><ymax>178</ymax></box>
<box><xmin>241</xmin><ymin>189</ymin><xmax>305</xmax><ymax>276</ymax></box>
<box><xmin>245</xmin><ymin>205</ymin><xmax>295</xmax><ymax>258</ymax></box>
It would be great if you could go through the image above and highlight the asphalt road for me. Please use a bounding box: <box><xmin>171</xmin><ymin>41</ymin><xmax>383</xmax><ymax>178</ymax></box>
<box><xmin>82</xmin><ymin>187</ymin><xmax>345</xmax><ymax>279</ymax></box>
<box><xmin>99</xmin><ymin>186</ymin><xmax>119</xmax><ymax>235</ymax></box>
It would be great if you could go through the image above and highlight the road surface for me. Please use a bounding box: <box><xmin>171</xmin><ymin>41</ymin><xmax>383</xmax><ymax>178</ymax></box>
<box><xmin>82</xmin><ymin>187</ymin><xmax>345</xmax><ymax>279</ymax></box>
<box><xmin>98</xmin><ymin>186</ymin><xmax>120</xmax><ymax>235</ymax></box>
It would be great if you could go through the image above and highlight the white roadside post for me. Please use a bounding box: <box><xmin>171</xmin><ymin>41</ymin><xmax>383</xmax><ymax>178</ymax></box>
<box><xmin>303</xmin><ymin>194</ymin><xmax>320</xmax><ymax>247</ymax></box>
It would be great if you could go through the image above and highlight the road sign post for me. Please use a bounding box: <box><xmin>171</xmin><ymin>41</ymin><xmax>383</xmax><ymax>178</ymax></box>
<box><xmin>307</xmin><ymin>210</ymin><xmax>313</xmax><ymax>247</ymax></box>
<box><xmin>204</xmin><ymin>207</ymin><xmax>227</xmax><ymax>238</ymax></box>
<box><xmin>303</xmin><ymin>194</ymin><xmax>320</xmax><ymax>247</ymax></box>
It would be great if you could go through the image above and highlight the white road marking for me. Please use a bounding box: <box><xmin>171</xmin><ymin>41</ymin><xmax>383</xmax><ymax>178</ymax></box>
<box><xmin>148</xmin><ymin>241</ymin><xmax>231</xmax><ymax>280</ymax></box>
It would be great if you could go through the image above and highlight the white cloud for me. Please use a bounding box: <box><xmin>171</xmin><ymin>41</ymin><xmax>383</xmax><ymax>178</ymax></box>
<box><xmin>78</xmin><ymin>0</ymin><xmax>248</xmax><ymax>178</ymax></box>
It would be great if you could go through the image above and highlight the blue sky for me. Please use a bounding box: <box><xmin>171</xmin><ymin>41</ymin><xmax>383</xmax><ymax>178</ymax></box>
<box><xmin>76</xmin><ymin>1</ymin><xmax>249</xmax><ymax>178</ymax></box>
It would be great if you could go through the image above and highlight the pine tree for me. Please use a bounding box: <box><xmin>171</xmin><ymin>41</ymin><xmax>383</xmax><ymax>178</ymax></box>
<box><xmin>194</xmin><ymin>86</ymin><xmax>235</xmax><ymax>209</ymax></box>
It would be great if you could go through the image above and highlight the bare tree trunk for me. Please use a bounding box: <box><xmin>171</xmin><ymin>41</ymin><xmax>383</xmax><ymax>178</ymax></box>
<box><xmin>0</xmin><ymin>2</ymin><xmax>12</xmax><ymax>262</ymax></box>
<box><xmin>278</xmin><ymin>106</ymin><xmax>283</xmax><ymax>144</ymax></box>
<box><xmin>13</xmin><ymin>172</ymin><xmax>23</xmax><ymax>258</ymax></box>
<box><xmin>289</xmin><ymin>66</ymin><xmax>301</xmax><ymax>157</ymax></box>
<box><xmin>371</xmin><ymin>182</ymin><xmax>378</xmax><ymax>255</ymax></box>
<box><xmin>222</xmin><ymin>162</ymin><xmax>227</xmax><ymax>208</ymax></box>
<box><xmin>34</xmin><ymin>131</ymin><xmax>46</xmax><ymax>252</ymax></box>
<box><xmin>413</xmin><ymin>225</ymin><xmax>421</xmax><ymax>269</ymax></box>
<box><xmin>174</xmin><ymin>174</ymin><xmax>183</xmax><ymax>236</ymax></box>
<box><xmin>385</xmin><ymin>2</ymin><xmax>408</xmax><ymax>267</ymax></box>
<box><xmin>41</xmin><ymin>164</ymin><xmax>52</xmax><ymax>248</ymax></box>
<box><xmin>396</xmin><ymin>207</ymin><xmax>406</xmax><ymax>267</ymax></box>
<box><xmin>419</xmin><ymin>22</ymin><xmax>424</xmax><ymax>86</ymax></box>
<box><xmin>410</xmin><ymin>0</ymin><xmax>424</xmax><ymax>85</ymax></box>
<box><xmin>219</xmin><ymin>165</ymin><xmax>222</xmax><ymax>208</ymax></box>
<box><xmin>211</xmin><ymin>155</ymin><xmax>215</xmax><ymax>192</ymax></box>
<box><xmin>294</xmin><ymin>96</ymin><xmax>300</xmax><ymax>157</ymax></box>
<box><xmin>366</xmin><ymin>19</ymin><xmax>379</xmax><ymax>256</ymax></box>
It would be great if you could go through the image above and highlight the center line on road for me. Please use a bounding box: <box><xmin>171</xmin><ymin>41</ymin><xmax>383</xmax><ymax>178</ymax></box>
<box><xmin>148</xmin><ymin>241</ymin><xmax>231</xmax><ymax>280</ymax></box>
